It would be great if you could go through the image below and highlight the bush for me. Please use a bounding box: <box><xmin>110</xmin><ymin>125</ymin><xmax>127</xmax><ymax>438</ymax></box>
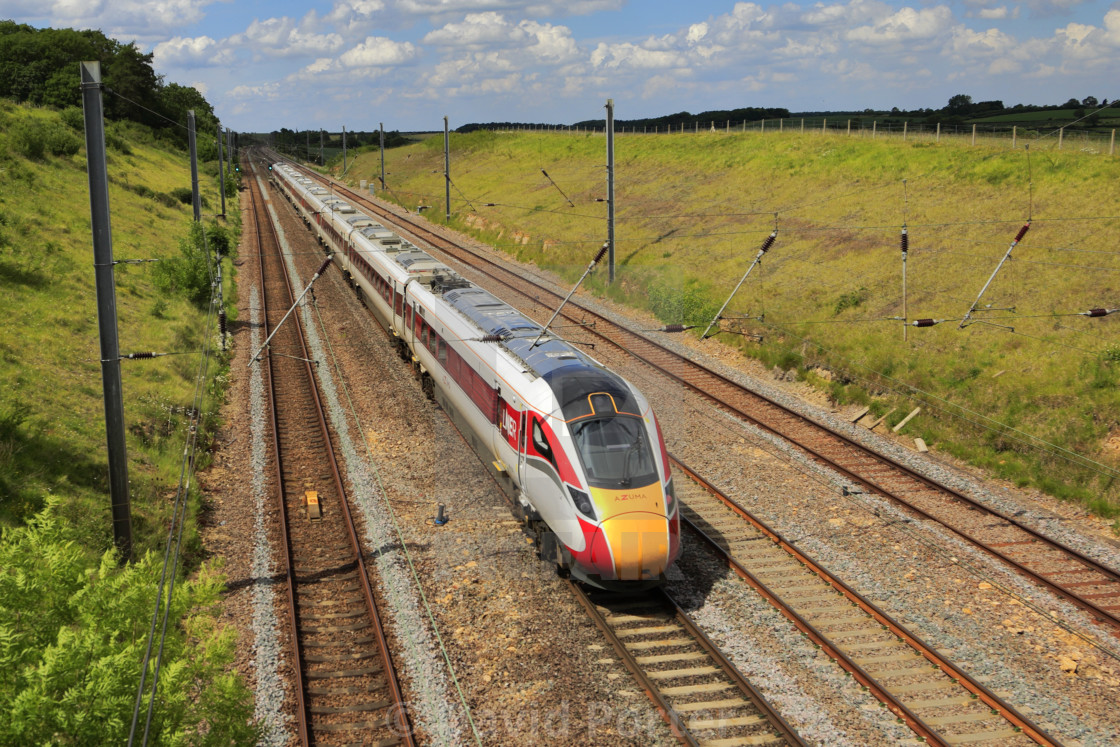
<box><xmin>171</xmin><ymin>187</ymin><xmax>193</xmax><ymax>205</ymax></box>
<box><xmin>9</xmin><ymin>120</ymin><xmax>81</xmax><ymax>160</ymax></box>
<box><xmin>0</xmin><ymin>503</ymin><xmax>258</xmax><ymax>744</ymax></box>
<box><xmin>10</xmin><ymin>121</ymin><xmax>45</xmax><ymax>160</ymax></box>
<box><xmin>153</xmin><ymin>221</ymin><xmax>215</xmax><ymax>308</ymax></box>
<box><xmin>59</xmin><ymin>107</ymin><xmax>84</xmax><ymax>131</ymax></box>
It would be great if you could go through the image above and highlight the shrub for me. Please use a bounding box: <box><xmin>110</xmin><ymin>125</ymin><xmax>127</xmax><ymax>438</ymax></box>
<box><xmin>0</xmin><ymin>503</ymin><xmax>258</xmax><ymax>744</ymax></box>
<box><xmin>59</xmin><ymin>107</ymin><xmax>84</xmax><ymax>131</ymax></box>
<box><xmin>153</xmin><ymin>221</ymin><xmax>214</xmax><ymax>308</ymax></box>
<box><xmin>171</xmin><ymin>187</ymin><xmax>193</xmax><ymax>205</ymax></box>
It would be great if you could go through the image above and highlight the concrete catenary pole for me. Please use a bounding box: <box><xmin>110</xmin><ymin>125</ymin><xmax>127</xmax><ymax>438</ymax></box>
<box><xmin>342</xmin><ymin>125</ymin><xmax>347</xmax><ymax>172</ymax></box>
<box><xmin>606</xmin><ymin>98</ymin><xmax>616</xmax><ymax>283</ymax></box>
<box><xmin>217</xmin><ymin>123</ymin><xmax>226</xmax><ymax>219</ymax></box>
<box><xmin>444</xmin><ymin>115</ymin><xmax>451</xmax><ymax>221</ymax></box>
<box><xmin>379</xmin><ymin>122</ymin><xmax>386</xmax><ymax>190</ymax></box>
<box><xmin>80</xmin><ymin>61</ymin><xmax>132</xmax><ymax>560</ymax></box>
<box><xmin>188</xmin><ymin>110</ymin><xmax>201</xmax><ymax>222</ymax></box>
<box><xmin>320</xmin><ymin>129</ymin><xmax>325</xmax><ymax>166</ymax></box>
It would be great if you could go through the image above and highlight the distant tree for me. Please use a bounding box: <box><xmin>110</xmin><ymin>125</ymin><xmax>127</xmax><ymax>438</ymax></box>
<box><xmin>1063</xmin><ymin>97</ymin><xmax>1080</xmax><ymax>108</ymax></box>
<box><xmin>947</xmin><ymin>94</ymin><xmax>973</xmax><ymax>113</ymax></box>
<box><xmin>1082</xmin><ymin>96</ymin><xmax>1098</xmax><ymax>108</ymax></box>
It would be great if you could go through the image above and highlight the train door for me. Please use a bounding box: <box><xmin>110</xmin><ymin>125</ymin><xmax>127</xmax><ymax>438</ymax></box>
<box><xmin>516</xmin><ymin>410</ymin><xmax>527</xmax><ymax>487</ymax></box>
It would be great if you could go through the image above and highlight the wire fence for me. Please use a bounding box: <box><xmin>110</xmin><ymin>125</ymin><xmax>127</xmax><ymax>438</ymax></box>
<box><xmin>498</xmin><ymin>118</ymin><xmax>1120</xmax><ymax>156</ymax></box>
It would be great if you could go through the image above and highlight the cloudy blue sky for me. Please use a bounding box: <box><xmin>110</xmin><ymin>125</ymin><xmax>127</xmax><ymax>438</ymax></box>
<box><xmin>5</xmin><ymin>1</ymin><xmax>1118</xmax><ymax>132</ymax></box>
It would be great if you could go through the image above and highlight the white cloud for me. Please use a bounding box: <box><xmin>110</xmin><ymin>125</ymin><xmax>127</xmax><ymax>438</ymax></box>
<box><xmin>229</xmin><ymin>16</ymin><xmax>345</xmax><ymax>58</ymax></box>
<box><xmin>338</xmin><ymin>36</ymin><xmax>419</xmax><ymax>66</ymax></box>
<box><xmin>590</xmin><ymin>41</ymin><xmax>688</xmax><ymax>70</ymax></box>
<box><xmin>153</xmin><ymin>36</ymin><xmax>235</xmax><ymax>66</ymax></box>
<box><xmin>686</xmin><ymin>23</ymin><xmax>709</xmax><ymax>43</ymax></box>
<box><xmin>6</xmin><ymin>0</ymin><xmax>222</xmax><ymax>38</ymax></box>
<box><xmin>845</xmin><ymin>6</ymin><xmax>954</xmax><ymax>47</ymax></box>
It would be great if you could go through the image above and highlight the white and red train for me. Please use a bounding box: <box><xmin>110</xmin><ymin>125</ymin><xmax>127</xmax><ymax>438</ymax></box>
<box><xmin>269</xmin><ymin>162</ymin><xmax>680</xmax><ymax>588</ymax></box>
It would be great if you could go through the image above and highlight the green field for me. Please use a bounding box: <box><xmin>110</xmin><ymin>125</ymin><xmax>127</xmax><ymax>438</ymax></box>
<box><xmin>335</xmin><ymin>127</ymin><xmax>1120</xmax><ymax>524</ymax></box>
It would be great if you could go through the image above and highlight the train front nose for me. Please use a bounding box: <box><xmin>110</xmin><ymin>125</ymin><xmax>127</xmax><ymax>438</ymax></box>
<box><xmin>588</xmin><ymin>511</ymin><xmax>671</xmax><ymax>581</ymax></box>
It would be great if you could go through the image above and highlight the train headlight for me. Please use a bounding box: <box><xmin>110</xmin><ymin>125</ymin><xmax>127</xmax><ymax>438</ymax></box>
<box><xmin>665</xmin><ymin>478</ymin><xmax>678</xmax><ymax>515</ymax></box>
<box><xmin>568</xmin><ymin>487</ymin><xmax>597</xmax><ymax>522</ymax></box>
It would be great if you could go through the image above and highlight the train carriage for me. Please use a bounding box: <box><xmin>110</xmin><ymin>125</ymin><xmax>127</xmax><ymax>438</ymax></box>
<box><xmin>271</xmin><ymin>162</ymin><xmax>680</xmax><ymax>588</ymax></box>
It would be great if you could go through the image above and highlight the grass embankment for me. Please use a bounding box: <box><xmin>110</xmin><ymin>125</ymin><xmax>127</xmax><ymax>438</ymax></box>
<box><xmin>0</xmin><ymin>100</ymin><xmax>255</xmax><ymax>741</ymax></box>
<box><xmin>0</xmin><ymin>100</ymin><xmax>234</xmax><ymax>548</ymax></box>
<box><xmin>337</xmin><ymin>128</ymin><xmax>1120</xmax><ymax>526</ymax></box>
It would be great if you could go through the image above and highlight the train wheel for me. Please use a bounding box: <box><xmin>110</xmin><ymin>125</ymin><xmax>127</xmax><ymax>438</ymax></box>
<box><xmin>421</xmin><ymin>373</ymin><xmax>435</xmax><ymax>401</ymax></box>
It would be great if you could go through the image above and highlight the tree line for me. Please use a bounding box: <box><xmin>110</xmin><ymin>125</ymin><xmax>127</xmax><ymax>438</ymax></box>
<box><xmin>0</xmin><ymin>20</ymin><xmax>221</xmax><ymax>151</ymax></box>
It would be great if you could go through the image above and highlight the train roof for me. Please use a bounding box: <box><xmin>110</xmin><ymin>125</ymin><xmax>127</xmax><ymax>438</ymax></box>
<box><xmin>443</xmin><ymin>286</ymin><xmax>620</xmax><ymax>388</ymax></box>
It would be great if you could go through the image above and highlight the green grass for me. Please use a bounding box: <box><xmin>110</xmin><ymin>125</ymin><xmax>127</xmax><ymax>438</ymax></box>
<box><xmin>0</xmin><ymin>99</ymin><xmax>238</xmax><ymax>554</ymax></box>
<box><xmin>333</xmin><ymin>127</ymin><xmax>1120</xmax><ymax>527</ymax></box>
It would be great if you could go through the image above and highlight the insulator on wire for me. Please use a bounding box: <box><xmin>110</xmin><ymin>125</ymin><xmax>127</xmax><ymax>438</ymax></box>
<box><xmin>900</xmin><ymin>227</ymin><xmax>909</xmax><ymax>254</ymax></box>
<box><xmin>219</xmin><ymin>309</ymin><xmax>228</xmax><ymax>337</ymax></box>
<box><xmin>124</xmin><ymin>351</ymin><xmax>157</xmax><ymax>359</ymax></box>
<box><xmin>593</xmin><ymin>244</ymin><xmax>608</xmax><ymax>264</ymax></box>
<box><xmin>660</xmin><ymin>324</ymin><xmax>695</xmax><ymax>333</ymax></box>
<box><xmin>1013</xmin><ymin>222</ymin><xmax>1030</xmax><ymax>244</ymax></box>
<box><xmin>1083</xmin><ymin>308</ymin><xmax>1117</xmax><ymax>317</ymax></box>
<box><xmin>479</xmin><ymin>334</ymin><xmax>505</xmax><ymax>343</ymax></box>
<box><xmin>911</xmin><ymin>318</ymin><xmax>940</xmax><ymax>328</ymax></box>
<box><xmin>760</xmin><ymin>231</ymin><xmax>777</xmax><ymax>254</ymax></box>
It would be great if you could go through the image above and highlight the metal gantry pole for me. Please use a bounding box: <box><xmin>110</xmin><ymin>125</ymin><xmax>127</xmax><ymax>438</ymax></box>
<box><xmin>342</xmin><ymin>125</ymin><xmax>347</xmax><ymax>173</ymax></box>
<box><xmin>320</xmin><ymin>129</ymin><xmax>325</xmax><ymax>166</ymax></box>
<box><xmin>444</xmin><ymin>115</ymin><xmax>451</xmax><ymax>221</ymax></box>
<box><xmin>217</xmin><ymin>123</ymin><xmax>226</xmax><ymax>219</ymax></box>
<box><xmin>80</xmin><ymin>60</ymin><xmax>132</xmax><ymax>561</ymax></box>
<box><xmin>188</xmin><ymin>110</ymin><xmax>201</xmax><ymax>222</ymax></box>
<box><xmin>379</xmin><ymin>122</ymin><xmax>386</xmax><ymax>190</ymax></box>
<box><xmin>606</xmin><ymin>98</ymin><xmax>616</xmax><ymax>283</ymax></box>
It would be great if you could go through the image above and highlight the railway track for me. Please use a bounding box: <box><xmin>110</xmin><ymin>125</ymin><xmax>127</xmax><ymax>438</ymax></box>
<box><xmin>672</xmin><ymin>457</ymin><xmax>1054</xmax><ymax>746</ymax></box>
<box><xmin>282</xmin><ymin>160</ymin><xmax>1120</xmax><ymax>641</ymax></box>
<box><xmin>569</xmin><ymin>582</ymin><xmax>804</xmax><ymax>746</ymax></box>
<box><xmin>247</xmin><ymin>159</ymin><xmax>412</xmax><ymax>746</ymax></box>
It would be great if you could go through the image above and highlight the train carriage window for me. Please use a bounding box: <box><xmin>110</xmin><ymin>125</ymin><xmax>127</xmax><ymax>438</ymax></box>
<box><xmin>428</xmin><ymin>329</ymin><xmax>439</xmax><ymax>355</ymax></box>
<box><xmin>395</xmin><ymin>290</ymin><xmax>403</xmax><ymax>317</ymax></box>
<box><xmin>414</xmin><ymin>310</ymin><xmax>423</xmax><ymax>338</ymax></box>
<box><xmin>532</xmin><ymin>419</ymin><xmax>556</xmax><ymax>468</ymax></box>
<box><xmin>421</xmin><ymin>323</ymin><xmax>429</xmax><ymax>347</ymax></box>
<box><xmin>405</xmin><ymin>304</ymin><xmax>413</xmax><ymax>332</ymax></box>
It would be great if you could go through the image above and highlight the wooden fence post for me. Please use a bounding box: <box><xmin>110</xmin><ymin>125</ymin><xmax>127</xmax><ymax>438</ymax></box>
<box><xmin>1058</xmin><ymin>127</ymin><xmax>1064</xmax><ymax>150</ymax></box>
<box><xmin>1012</xmin><ymin>125</ymin><xmax>1017</xmax><ymax>148</ymax></box>
<box><xmin>903</xmin><ymin>121</ymin><xmax>908</xmax><ymax>140</ymax></box>
<box><xmin>847</xmin><ymin>119</ymin><xmax>851</xmax><ymax>136</ymax></box>
<box><xmin>1111</xmin><ymin>129</ymin><xmax>1116</xmax><ymax>156</ymax></box>
<box><xmin>936</xmin><ymin>122</ymin><xmax>941</xmax><ymax>143</ymax></box>
<box><xmin>971</xmin><ymin>123</ymin><xmax>976</xmax><ymax>146</ymax></box>
<box><xmin>873</xmin><ymin>121</ymin><xmax>877</xmax><ymax>138</ymax></box>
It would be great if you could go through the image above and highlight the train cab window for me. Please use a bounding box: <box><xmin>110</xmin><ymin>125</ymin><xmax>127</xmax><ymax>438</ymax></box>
<box><xmin>532</xmin><ymin>419</ymin><xmax>555</xmax><ymax>467</ymax></box>
<box><xmin>570</xmin><ymin>416</ymin><xmax>657</xmax><ymax>488</ymax></box>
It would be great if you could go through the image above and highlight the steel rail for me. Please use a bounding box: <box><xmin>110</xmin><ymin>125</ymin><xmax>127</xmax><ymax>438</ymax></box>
<box><xmin>249</xmin><ymin>157</ymin><xmax>413</xmax><ymax>744</ymax></box>
<box><xmin>567</xmin><ymin>581</ymin><xmax>804</xmax><ymax>747</ymax></box>
<box><xmin>250</xmin><ymin>159</ymin><xmax>309</xmax><ymax>746</ymax></box>
<box><xmin>672</xmin><ymin>456</ymin><xmax>1057</xmax><ymax>747</ymax></box>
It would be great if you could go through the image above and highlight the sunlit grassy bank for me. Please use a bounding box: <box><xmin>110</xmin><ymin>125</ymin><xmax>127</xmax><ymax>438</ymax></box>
<box><xmin>334</xmin><ymin>128</ymin><xmax>1120</xmax><ymax>526</ymax></box>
